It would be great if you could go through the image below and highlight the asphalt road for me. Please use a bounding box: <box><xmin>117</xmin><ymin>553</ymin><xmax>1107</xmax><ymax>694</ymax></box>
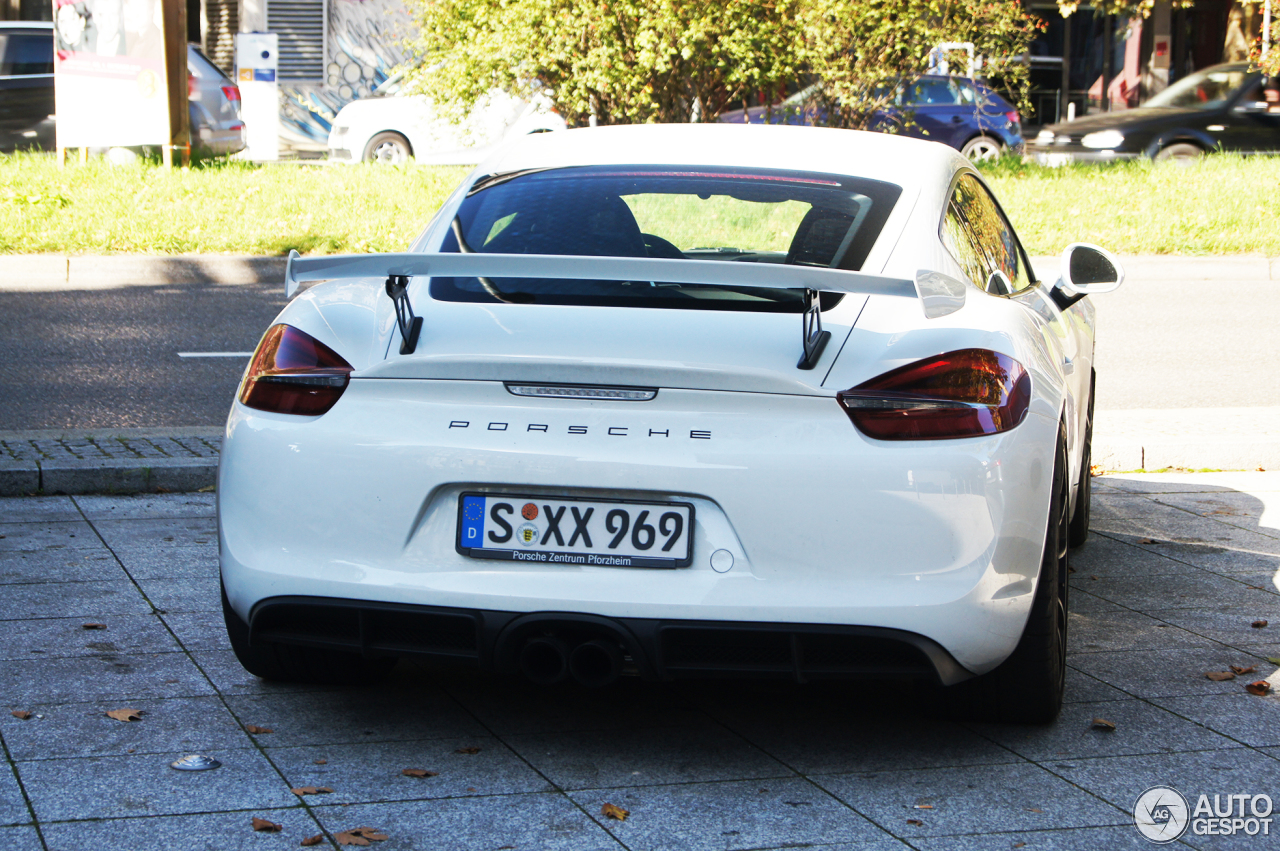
<box><xmin>0</xmin><ymin>268</ymin><xmax>1276</xmax><ymax>429</ymax></box>
<box><xmin>0</xmin><ymin>280</ymin><xmax>285</xmax><ymax>429</ymax></box>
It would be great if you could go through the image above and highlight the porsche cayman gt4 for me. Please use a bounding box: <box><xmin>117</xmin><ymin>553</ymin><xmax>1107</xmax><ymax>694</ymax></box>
<box><xmin>219</xmin><ymin>124</ymin><xmax>1122</xmax><ymax>722</ymax></box>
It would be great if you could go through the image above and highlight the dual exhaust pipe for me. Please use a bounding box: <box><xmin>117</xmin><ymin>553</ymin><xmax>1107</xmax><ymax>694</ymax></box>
<box><xmin>518</xmin><ymin>636</ymin><xmax>625</xmax><ymax>687</ymax></box>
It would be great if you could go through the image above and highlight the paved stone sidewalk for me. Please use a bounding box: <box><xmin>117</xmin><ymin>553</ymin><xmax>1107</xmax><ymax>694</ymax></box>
<box><xmin>1</xmin><ymin>473</ymin><xmax>1279</xmax><ymax>850</ymax></box>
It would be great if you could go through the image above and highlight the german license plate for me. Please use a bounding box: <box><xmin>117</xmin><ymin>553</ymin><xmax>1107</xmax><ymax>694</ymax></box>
<box><xmin>457</xmin><ymin>493</ymin><xmax>694</xmax><ymax>569</ymax></box>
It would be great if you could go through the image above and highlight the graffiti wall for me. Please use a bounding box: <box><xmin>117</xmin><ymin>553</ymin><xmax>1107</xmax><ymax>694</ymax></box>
<box><xmin>278</xmin><ymin>0</ymin><xmax>413</xmax><ymax>150</ymax></box>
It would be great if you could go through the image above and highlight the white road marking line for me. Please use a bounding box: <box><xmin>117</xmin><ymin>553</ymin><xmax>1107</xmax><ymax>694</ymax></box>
<box><xmin>177</xmin><ymin>352</ymin><xmax>255</xmax><ymax>358</ymax></box>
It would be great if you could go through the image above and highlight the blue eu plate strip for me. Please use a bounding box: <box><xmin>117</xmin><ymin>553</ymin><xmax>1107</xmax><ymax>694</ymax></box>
<box><xmin>460</xmin><ymin>495</ymin><xmax>486</xmax><ymax>548</ymax></box>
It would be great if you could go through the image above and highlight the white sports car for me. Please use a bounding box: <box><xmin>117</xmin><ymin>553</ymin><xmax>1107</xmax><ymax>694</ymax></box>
<box><xmin>326</xmin><ymin>74</ymin><xmax>566</xmax><ymax>165</ymax></box>
<box><xmin>219</xmin><ymin>124</ymin><xmax>1122</xmax><ymax>723</ymax></box>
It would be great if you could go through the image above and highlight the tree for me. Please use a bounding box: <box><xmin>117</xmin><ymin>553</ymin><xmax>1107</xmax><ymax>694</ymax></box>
<box><xmin>400</xmin><ymin>0</ymin><xmax>799</xmax><ymax>125</ymax></box>
<box><xmin>400</xmin><ymin>0</ymin><xmax>1044</xmax><ymax>129</ymax></box>
<box><xmin>795</xmin><ymin>0</ymin><xmax>1043</xmax><ymax>130</ymax></box>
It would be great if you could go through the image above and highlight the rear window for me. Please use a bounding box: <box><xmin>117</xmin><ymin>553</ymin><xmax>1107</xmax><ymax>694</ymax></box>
<box><xmin>430</xmin><ymin>165</ymin><xmax>901</xmax><ymax>312</ymax></box>
<box><xmin>187</xmin><ymin>45</ymin><xmax>229</xmax><ymax>83</ymax></box>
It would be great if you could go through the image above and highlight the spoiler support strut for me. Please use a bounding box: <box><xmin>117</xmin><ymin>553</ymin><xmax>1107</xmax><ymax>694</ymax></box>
<box><xmin>385</xmin><ymin>275</ymin><xmax>422</xmax><ymax>354</ymax></box>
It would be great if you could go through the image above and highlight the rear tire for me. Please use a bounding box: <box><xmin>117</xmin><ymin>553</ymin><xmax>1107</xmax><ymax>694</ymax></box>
<box><xmin>944</xmin><ymin>424</ymin><xmax>1069</xmax><ymax>724</ymax></box>
<box><xmin>1068</xmin><ymin>369</ymin><xmax>1095</xmax><ymax>548</ymax></box>
<box><xmin>960</xmin><ymin>135</ymin><xmax>1003</xmax><ymax>162</ymax></box>
<box><xmin>363</xmin><ymin>132</ymin><xmax>412</xmax><ymax>165</ymax></box>
<box><xmin>222</xmin><ymin>583</ymin><xmax>397</xmax><ymax>684</ymax></box>
<box><xmin>1154</xmin><ymin>143</ymin><xmax>1202</xmax><ymax>163</ymax></box>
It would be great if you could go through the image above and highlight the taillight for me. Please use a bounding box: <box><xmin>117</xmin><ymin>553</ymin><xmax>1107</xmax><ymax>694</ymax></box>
<box><xmin>239</xmin><ymin>325</ymin><xmax>353</xmax><ymax>416</ymax></box>
<box><xmin>1005</xmin><ymin>110</ymin><xmax>1020</xmax><ymax>125</ymax></box>
<box><xmin>187</xmin><ymin>74</ymin><xmax>197</xmax><ymax>98</ymax></box>
<box><xmin>837</xmin><ymin>349</ymin><xmax>1030</xmax><ymax>440</ymax></box>
<box><xmin>222</xmin><ymin>85</ymin><xmax>241</xmax><ymax>103</ymax></box>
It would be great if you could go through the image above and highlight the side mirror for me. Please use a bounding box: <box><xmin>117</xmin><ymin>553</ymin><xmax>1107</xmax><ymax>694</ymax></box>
<box><xmin>1050</xmin><ymin>243</ymin><xmax>1123</xmax><ymax>309</ymax></box>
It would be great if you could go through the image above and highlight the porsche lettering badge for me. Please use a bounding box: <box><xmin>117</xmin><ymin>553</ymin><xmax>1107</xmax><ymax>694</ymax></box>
<box><xmin>447</xmin><ymin>421</ymin><xmax>711</xmax><ymax>439</ymax></box>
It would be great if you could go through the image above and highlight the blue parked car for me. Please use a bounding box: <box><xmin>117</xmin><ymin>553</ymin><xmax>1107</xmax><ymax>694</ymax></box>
<box><xmin>719</xmin><ymin>76</ymin><xmax>1023</xmax><ymax>161</ymax></box>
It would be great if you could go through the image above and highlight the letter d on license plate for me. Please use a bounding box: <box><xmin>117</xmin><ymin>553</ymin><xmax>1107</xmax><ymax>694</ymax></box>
<box><xmin>457</xmin><ymin>493</ymin><xmax>694</xmax><ymax>569</ymax></box>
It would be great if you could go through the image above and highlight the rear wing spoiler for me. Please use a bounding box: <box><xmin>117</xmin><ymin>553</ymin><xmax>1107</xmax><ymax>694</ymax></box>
<box><xmin>284</xmin><ymin>251</ymin><xmax>966</xmax><ymax>368</ymax></box>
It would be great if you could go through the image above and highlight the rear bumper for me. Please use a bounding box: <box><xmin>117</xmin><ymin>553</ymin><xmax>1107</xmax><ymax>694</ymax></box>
<box><xmin>219</xmin><ymin>379</ymin><xmax>1060</xmax><ymax>676</ymax></box>
<box><xmin>246</xmin><ymin>596</ymin><xmax>973</xmax><ymax>685</ymax></box>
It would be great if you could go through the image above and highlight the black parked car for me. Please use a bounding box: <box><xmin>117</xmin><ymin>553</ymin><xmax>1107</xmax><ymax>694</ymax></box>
<box><xmin>1027</xmin><ymin>62</ymin><xmax>1280</xmax><ymax>164</ymax></box>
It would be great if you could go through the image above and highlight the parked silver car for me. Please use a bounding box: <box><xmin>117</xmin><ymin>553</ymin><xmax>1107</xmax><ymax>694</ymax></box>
<box><xmin>187</xmin><ymin>43</ymin><xmax>245</xmax><ymax>156</ymax></box>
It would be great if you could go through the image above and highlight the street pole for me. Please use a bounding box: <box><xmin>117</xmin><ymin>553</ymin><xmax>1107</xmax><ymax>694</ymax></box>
<box><xmin>161</xmin><ymin>0</ymin><xmax>190</xmax><ymax>167</ymax></box>
<box><xmin>1101</xmin><ymin>13</ymin><xmax>1113</xmax><ymax>112</ymax></box>
<box><xmin>1265</xmin><ymin>0</ymin><xmax>1272</xmax><ymax>60</ymax></box>
<box><xmin>1061</xmin><ymin>10</ymin><xmax>1072</xmax><ymax>122</ymax></box>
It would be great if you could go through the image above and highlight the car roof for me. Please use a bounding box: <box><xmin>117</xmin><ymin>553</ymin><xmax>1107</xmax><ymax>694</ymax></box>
<box><xmin>479</xmin><ymin>123</ymin><xmax>959</xmax><ymax>192</ymax></box>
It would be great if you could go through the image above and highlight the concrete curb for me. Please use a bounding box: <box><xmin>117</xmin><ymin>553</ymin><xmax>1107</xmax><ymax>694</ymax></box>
<box><xmin>0</xmin><ymin>428</ymin><xmax>222</xmax><ymax>496</ymax></box>
<box><xmin>3</xmin><ymin>413</ymin><xmax>1277</xmax><ymax>495</ymax></box>
<box><xmin>2</xmin><ymin>255</ymin><xmax>287</xmax><ymax>288</ymax></box>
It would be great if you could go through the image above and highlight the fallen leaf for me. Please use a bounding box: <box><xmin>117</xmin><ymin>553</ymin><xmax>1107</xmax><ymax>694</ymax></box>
<box><xmin>81</xmin><ymin>623</ymin><xmax>107</xmax><ymax>630</ymax></box>
<box><xmin>454</xmin><ymin>746</ymin><xmax>481</xmax><ymax>755</ymax></box>
<box><xmin>291</xmin><ymin>786</ymin><xmax>334</xmax><ymax>796</ymax></box>
<box><xmin>251</xmin><ymin>817</ymin><xmax>282</xmax><ymax>833</ymax></box>
<box><xmin>1138</xmin><ymin>538</ymin><xmax>1158</xmax><ymax>545</ymax></box>
<box><xmin>301</xmin><ymin>836</ymin><xmax>324</xmax><ymax>847</ymax></box>
<box><xmin>907</xmin><ymin>818</ymin><xmax>924</xmax><ymax>826</ymax></box>
<box><xmin>1090</xmin><ymin>718</ymin><xmax>1116</xmax><ymax>731</ymax></box>
<box><xmin>11</xmin><ymin>710</ymin><xmax>32</xmax><ymax>720</ymax></box>
<box><xmin>105</xmin><ymin>708</ymin><xmax>143</xmax><ymax>722</ymax></box>
<box><xmin>601</xmin><ymin>803</ymin><xmax>630</xmax><ymax>821</ymax></box>
<box><xmin>1089</xmin><ymin>575</ymin><xmax>1099</xmax><ymax>580</ymax></box>
<box><xmin>196</xmin><ymin>484</ymin><xmax>216</xmax><ymax>493</ymax></box>
<box><xmin>1245</xmin><ymin>680</ymin><xmax>1273</xmax><ymax>696</ymax></box>
<box><xmin>913</xmin><ymin>803</ymin><xmax>933</xmax><ymax>809</ymax></box>
<box><xmin>1230</xmin><ymin>665</ymin><xmax>1257</xmax><ymax>675</ymax></box>
<box><xmin>155</xmin><ymin>486</ymin><xmax>172</xmax><ymax>494</ymax></box>
<box><xmin>1205</xmin><ymin>671</ymin><xmax>1237</xmax><ymax>681</ymax></box>
<box><xmin>315</xmin><ymin>759</ymin><xmax>328</xmax><ymax>765</ymax></box>
<box><xmin>334</xmin><ymin>827</ymin><xmax>389</xmax><ymax>846</ymax></box>
<box><xmin>1014</xmin><ymin>843</ymin><xmax>1027</xmax><ymax>849</ymax></box>
<box><xmin>466</xmin><ymin>786</ymin><xmax>477</xmax><ymax>792</ymax></box>
<box><xmin>1252</xmin><ymin>620</ymin><xmax>1268</xmax><ymax>629</ymax></box>
<box><xmin>401</xmin><ymin>768</ymin><xmax>438</xmax><ymax>778</ymax></box>
<box><xmin>1027</xmin><ymin>807</ymin><xmax>1044</xmax><ymax>813</ymax></box>
<box><xmin>245</xmin><ymin>725</ymin><xmax>274</xmax><ymax>734</ymax></box>
<box><xmin>1267</xmin><ymin>657</ymin><xmax>1280</xmax><ymax>665</ymax></box>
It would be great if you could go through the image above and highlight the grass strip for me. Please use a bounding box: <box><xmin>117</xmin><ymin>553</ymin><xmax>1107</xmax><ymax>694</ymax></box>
<box><xmin>2</xmin><ymin>151</ymin><xmax>1278</xmax><ymax>256</ymax></box>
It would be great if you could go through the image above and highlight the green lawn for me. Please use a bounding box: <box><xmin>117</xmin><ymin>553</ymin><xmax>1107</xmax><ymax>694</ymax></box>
<box><xmin>980</xmin><ymin>154</ymin><xmax>1280</xmax><ymax>257</ymax></box>
<box><xmin>2</xmin><ymin>151</ymin><xmax>1278</xmax><ymax>256</ymax></box>
<box><xmin>0</xmin><ymin>155</ymin><xmax>470</xmax><ymax>255</ymax></box>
